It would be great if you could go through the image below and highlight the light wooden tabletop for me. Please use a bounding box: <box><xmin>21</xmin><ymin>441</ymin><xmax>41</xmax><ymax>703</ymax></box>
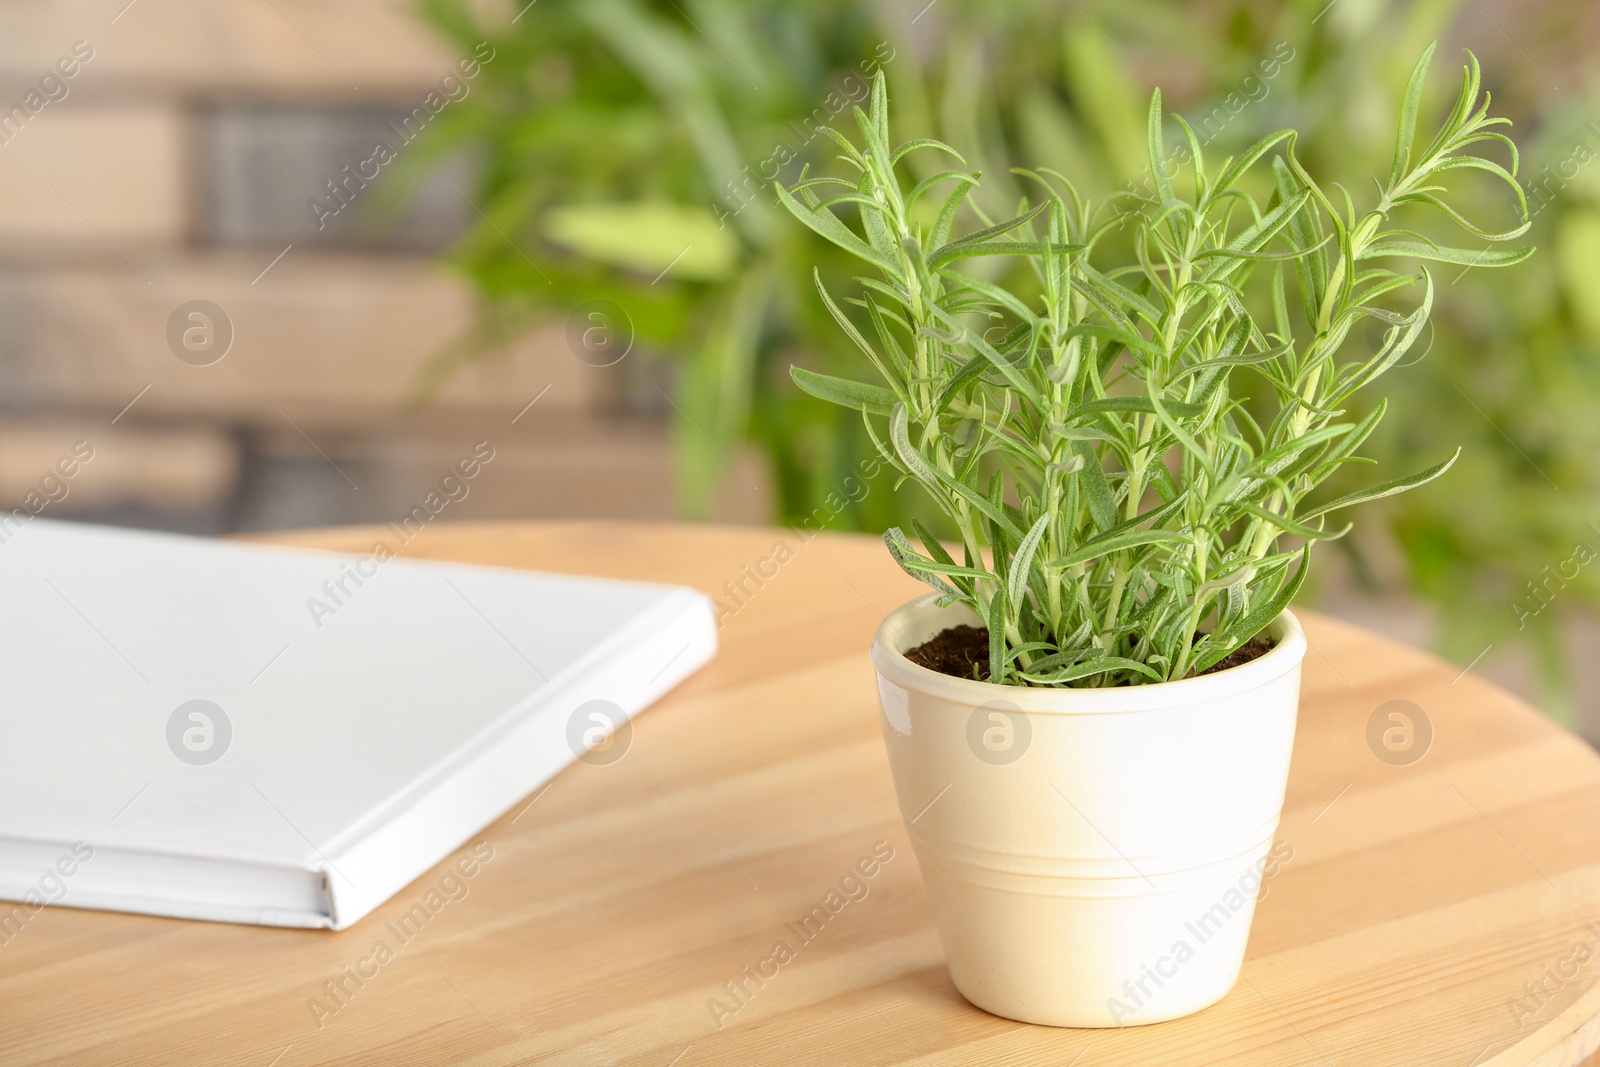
<box><xmin>6</xmin><ymin>521</ymin><xmax>1600</xmax><ymax>1067</ymax></box>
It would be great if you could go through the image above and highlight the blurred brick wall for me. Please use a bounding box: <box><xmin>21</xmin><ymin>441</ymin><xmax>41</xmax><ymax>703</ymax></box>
<box><xmin>0</xmin><ymin>0</ymin><xmax>764</xmax><ymax>534</ymax></box>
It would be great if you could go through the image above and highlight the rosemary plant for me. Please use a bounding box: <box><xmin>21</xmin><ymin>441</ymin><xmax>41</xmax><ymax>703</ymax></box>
<box><xmin>779</xmin><ymin>46</ymin><xmax>1532</xmax><ymax>687</ymax></box>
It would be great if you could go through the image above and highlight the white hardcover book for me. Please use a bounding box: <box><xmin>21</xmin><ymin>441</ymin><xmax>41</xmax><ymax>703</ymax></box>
<box><xmin>0</xmin><ymin>520</ymin><xmax>715</xmax><ymax>930</ymax></box>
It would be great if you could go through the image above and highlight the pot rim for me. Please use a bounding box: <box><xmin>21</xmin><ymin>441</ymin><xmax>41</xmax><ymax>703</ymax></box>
<box><xmin>871</xmin><ymin>593</ymin><xmax>1306</xmax><ymax>714</ymax></box>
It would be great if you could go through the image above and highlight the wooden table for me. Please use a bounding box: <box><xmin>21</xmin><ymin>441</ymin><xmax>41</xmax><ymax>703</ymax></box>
<box><xmin>7</xmin><ymin>522</ymin><xmax>1600</xmax><ymax>1067</ymax></box>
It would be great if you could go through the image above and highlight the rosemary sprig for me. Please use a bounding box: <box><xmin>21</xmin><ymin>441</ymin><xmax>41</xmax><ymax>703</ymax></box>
<box><xmin>779</xmin><ymin>46</ymin><xmax>1532</xmax><ymax>686</ymax></box>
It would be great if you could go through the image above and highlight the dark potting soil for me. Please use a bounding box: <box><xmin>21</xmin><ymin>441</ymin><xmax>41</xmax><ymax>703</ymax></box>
<box><xmin>904</xmin><ymin>625</ymin><xmax>992</xmax><ymax>681</ymax></box>
<box><xmin>903</xmin><ymin>627</ymin><xmax>1275</xmax><ymax>683</ymax></box>
<box><xmin>1199</xmin><ymin>634</ymin><xmax>1275</xmax><ymax>676</ymax></box>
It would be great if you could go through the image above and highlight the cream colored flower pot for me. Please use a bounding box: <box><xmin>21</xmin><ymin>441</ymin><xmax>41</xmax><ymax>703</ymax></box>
<box><xmin>871</xmin><ymin>595</ymin><xmax>1306</xmax><ymax>1028</ymax></box>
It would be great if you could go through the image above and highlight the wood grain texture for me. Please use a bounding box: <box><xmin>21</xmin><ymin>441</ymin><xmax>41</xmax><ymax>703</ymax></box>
<box><xmin>4</xmin><ymin>521</ymin><xmax>1600</xmax><ymax>1067</ymax></box>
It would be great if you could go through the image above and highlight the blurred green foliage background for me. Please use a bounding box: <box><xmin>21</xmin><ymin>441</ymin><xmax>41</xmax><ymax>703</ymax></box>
<box><xmin>408</xmin><ymin>0</ymin><xmax>1600</xmax><ymax>715</ymax></box>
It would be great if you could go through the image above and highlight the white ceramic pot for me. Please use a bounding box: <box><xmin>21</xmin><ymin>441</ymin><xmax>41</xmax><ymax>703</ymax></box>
<box><xmin>871</xmin><ymin>595</ymin><xmax>1306</xmax><ymax>1028</ymax></box>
